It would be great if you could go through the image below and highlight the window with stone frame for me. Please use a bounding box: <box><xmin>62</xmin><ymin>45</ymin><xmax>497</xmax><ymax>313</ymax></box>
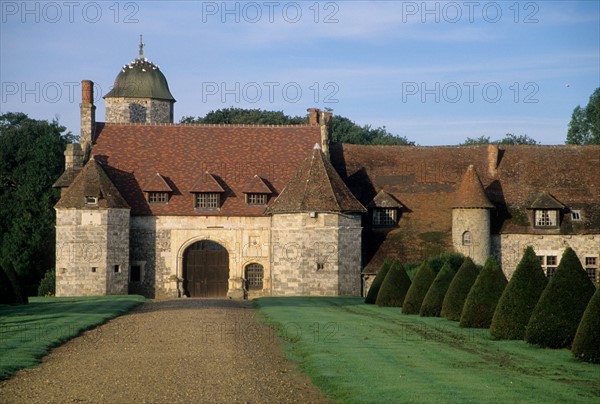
<box><xmin>585</xmin><ymin>256</ymin><xmax>598</xmax><ymax>282</ymax></box>
<box><xmin>148</xmin><ymin>192</ymin><xmax>169</xmax><ymax>204</ymax></box>
<box><xmin>571</xmin><ymin>210</ymin><xmax>582</xmax><ymax>221</ymax></box>
<box><xmin>85</xmin><ymin>196</ymin><xmax>98</xmax><ymax>205</ymax></box>
<box><xmin>245</xmin><ymin>263</ymin><xmax>264</xmax><ymax>291</ymax></box>
<box><xmin>538</xmin><ymin>255</ymin><xmax>558</xmax><ymax>277</ymax></box>
<box><xmin>194</xmin><ymin>193</ymin><xmax>220</xmax><ymax>209</ymax></box>
<box><xmin>534</xmin><ymin>209</ymin><xmax>559</xmax><ymax>228</ymax></box>
<box><xmin>246</xmin><ymin>193</ymin><xmax>267</xmax><ymax>205</ymax></box>
<box><xmin>373</xmin><ymin>208</ymin><xmax>397</xmax><ymax>227</ymax></box>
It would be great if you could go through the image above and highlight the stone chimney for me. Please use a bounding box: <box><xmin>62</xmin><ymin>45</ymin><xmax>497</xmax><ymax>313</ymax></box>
<box><xmin>320</xmin><ymin>111</ymin><xmax>333</xmax><ymax>160</ymax></box>
<box><xmin>487</xmin><ymin>144</ymin><xmax>499</xmax><ymax>177</ymax></box>
<box><xmin>64</xmin><ymin>143</ymin><xmax>84</xmax><ymax>171</ymax></box>
<box><xmin>307</xmin><ymin>108</ymin><xmax>320</xmax><ymax>125</ymax></box>
<box><xmin>80</xmin><ymin>80</ymin><xmax>96</xmax><ymax>157</ymax></box>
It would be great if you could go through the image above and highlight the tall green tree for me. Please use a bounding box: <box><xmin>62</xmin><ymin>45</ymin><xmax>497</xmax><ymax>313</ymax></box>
<box><xmin>181</xmin><ymin>107</ymin><xmax>415</xmax><ymax>145</ymax></box>
<box><xmin>566</xmin><ymin>87</ymin><xmax>600</xmax><ymax>145</ymax></box>
<box><xmin>0</xmin><ymin>112</ymin><xmax>73</xmax><ymax>301</ymax></box>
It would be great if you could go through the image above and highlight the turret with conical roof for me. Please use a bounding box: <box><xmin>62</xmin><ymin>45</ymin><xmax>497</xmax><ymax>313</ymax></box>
<box><xmin>104</xmin><ymin>35</ymin><xmax>175</xmax><ymax>124</ymax></box>
<box><xmin>451</xmin><ymin>165</ymin><xmax>494</xmax><ymax>265</ymax></box>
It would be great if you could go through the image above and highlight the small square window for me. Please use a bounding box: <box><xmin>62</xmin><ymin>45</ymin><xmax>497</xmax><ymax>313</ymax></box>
<box><xmin>85</xmin><ymin>196</ymin><xmax>98</xmax><ymax>205</ymax></box>
<box><xmin>316</xmin><ymin>263</ymin><xmax>325</xmax><ymax>271</ymax></box>
<box><xmin>114</xmin><ymin>265</ymin><xmax>120</xmax><ymax>273</ymax></box>
<box><xmin>91</xmin><ymin>267</ymin><xmax>97</xmax><ymax>273</ymax></box>
<box><xmin>571</xmin><ymin>210</ymin><xmax>581</xmax><ymax>221</ymax></box>
<box><xmin>585</xmin><ymin>257</ymin><xmax>597</xmax><ymax>267</ymax></box>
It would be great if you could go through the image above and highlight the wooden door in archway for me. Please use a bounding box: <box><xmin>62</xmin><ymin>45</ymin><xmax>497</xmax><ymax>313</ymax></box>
<box><xmin>183</xmin><ymin>241</ymin><xmax>229</xmax><ymax>297</ymax></box>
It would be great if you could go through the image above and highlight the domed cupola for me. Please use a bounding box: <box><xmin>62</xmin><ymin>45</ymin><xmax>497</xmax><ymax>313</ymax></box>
<box><xmin>104</xmin><ymin>35</ymin><xmax>175</xmax><ymax>124</ymax></box>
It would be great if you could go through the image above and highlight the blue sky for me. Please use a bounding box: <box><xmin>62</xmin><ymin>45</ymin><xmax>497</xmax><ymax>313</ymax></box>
<box><xmin>1</xmin><ymin>0</ymin><xmax>598</xmax><ymax>145</ymax></box>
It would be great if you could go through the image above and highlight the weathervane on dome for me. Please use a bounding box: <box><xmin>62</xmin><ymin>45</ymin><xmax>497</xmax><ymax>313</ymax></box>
<box><xmin>139</xmin><ymin>34</ymin><xmax>144</xmax><ymax>59</ymax></box>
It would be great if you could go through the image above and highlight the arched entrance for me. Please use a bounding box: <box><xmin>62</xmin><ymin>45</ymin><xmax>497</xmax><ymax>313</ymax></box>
<box><xmin>182</xmin><ymin>240</ymin><xmax>229</xmax><ymax>297</ymax></box>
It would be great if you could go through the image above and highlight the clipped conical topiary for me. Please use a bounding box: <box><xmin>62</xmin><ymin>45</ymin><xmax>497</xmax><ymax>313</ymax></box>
<box><xmin>376</xmin><ymin>262</ymin><xmax>412</xmax><ymax>307</ymax></box>
<box><xmin>460</xmin><ymin>256</ymin><xmax>508</xmax><ymax>328</ymax></box>
<box><xmin>572</xmin><ymin>287</ymin><xmax>600</xmax><ymax>364</ymax></box>
<box><xmin>420</xmin><ymin>261</ymin><xmax>456</xmax><ymax>317</ymax></box>
<box><xmin>365</xmin><ymin>260</ymin><xmax>393</xmax><ymax>304</ymax></box>
<box><xmin>525</xmin><ymin>248</ymin><xmax>596</xmax><ymax>348</ymax></box>
<box><xmin>402</xmin><ymin>262</ymin><xmax>435</xmax><ymax>314</ymax></box>
<box><xmin>440</xmin><ymin>257</ymin><xmax>479</xmax><ymax>321</ymax></box>
<box><xmin>426</xmin><ymin>252</ymin><xmax>464</xmax><ymax>275</ymax></box>
<box><xmin>490</xmin><ymin>246</ymin><xmax>547</xmax><ymax>340</ymax></box>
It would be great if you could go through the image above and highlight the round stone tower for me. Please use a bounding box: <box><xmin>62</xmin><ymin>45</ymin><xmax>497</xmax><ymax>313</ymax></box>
<box><xmin>104</xmin><ymin>36</ymin><xmax>175</xmax><ymax>124</ymax></box>
<box><xmin>451</xmin><ymin>165</ymin><xmax>494</xmax><ymax>265</ymax></box>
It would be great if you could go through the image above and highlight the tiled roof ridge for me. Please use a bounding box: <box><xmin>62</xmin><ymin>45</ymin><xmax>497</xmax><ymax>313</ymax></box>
<box><xmin>95</xmin><ymin>121</ymin><xmax>318</xmax><ymax>128</ymax></box>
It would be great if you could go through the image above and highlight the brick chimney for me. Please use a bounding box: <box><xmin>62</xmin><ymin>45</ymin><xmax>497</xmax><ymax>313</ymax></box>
<box><xmin>80</xmin><ymin>80</ymin><xmax>96</xmax><ymax>157</ymax></box>
<box><xmin>487</xmin><ymin>144</ymin><xmax>499</xmax><ymax>177</ymax></box>
<box><xmin>307</xmin><ymin>108</ymin><xmax>320</xmax><ymax>125</ymax></box>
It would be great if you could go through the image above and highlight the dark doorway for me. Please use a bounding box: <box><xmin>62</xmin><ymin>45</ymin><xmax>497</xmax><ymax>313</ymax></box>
<box><xmin>183</xmin><ymin>240</ymin><xmax>229</xmax><ymax>297</ymax></box>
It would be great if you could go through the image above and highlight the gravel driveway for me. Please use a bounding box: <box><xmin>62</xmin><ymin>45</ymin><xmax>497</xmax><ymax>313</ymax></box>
<box><xmin>0</xmin><ymin>299</ymin><xmax>329</xmax><ymax>403</ymax></box>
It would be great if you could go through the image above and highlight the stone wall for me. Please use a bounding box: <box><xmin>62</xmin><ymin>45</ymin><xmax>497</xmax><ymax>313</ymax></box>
<box><xmin>270</xmin><ymin>213</ymin><xmax>362</xmax><ymax>296</ymax></box>
<box><xmin>55</xmin><ymin>208</ymin><xmax>129</xmax><ymax>296</ymax></box>
<box><xmin>130</xmin><ymin>215</ymin><xmax>272</xmax><ymax>298</ymax></box>
<box><xmin>493</xmin><ymin>233</ymin><xmax>600</xmax><ymax>279</ymax></box>
<box><xmin>452</xmin><ymin>208</ymin><xmax>490</xmax><ymax>266</ymax></box>
<box><xmin>105</xmin><ymin>98</ymin><xmax>173</xmax><ymax>124</ymax></box>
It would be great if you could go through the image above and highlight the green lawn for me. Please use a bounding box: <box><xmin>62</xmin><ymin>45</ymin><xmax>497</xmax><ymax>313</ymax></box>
<box><xmin>0</xmin><ymin>295</ymin><xmax>146</xmax><ymax>380</ymax></box>
<box><xmin>256</xmin><ymin>297</ymin><xmax>600</xmax><ymax>403</ymax></box>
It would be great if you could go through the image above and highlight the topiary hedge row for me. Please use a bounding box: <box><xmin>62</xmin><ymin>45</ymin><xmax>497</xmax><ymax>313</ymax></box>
<box><xmin>572</xmin><ymin>287</ymin><xmax>600</xmax><ymax>363</ymax></box>
<box><xmin>460</xmin><ymin>257</ymin><xmax>507</xmax><ymax>328</ymax></box>
<box><xmin>365</xmin><ymin>260</ymin><xmax>393</xmax><ymax>304</ymax></box>
<box><xmin>525</xmin><ymin>248</ymin><xmax>596</xmax><ymax>348</ymax></box>
<box><xmin>420</xmin><ymin>261</ymin><xmax>456</xmax><ymax>317</ymax></box>
<box><xmin>441</xmin><ymin>257</ymin><xmax>479</xmax><ymax>321</ymax></box>
<box><xmin>402</xmin><ymin>262</ymin><xmax>435</xmax><ymax>314</ymax></box>
<box><xmin>376</xmin><ymin>262</ymin><xmax>412</xmax><ymax>307</ymax></box>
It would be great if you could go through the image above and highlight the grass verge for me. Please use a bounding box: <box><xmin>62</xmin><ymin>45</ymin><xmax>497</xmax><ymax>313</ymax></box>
<box><xmin>0</xmin><ymin>295</ymin><xmax>146</xmax><ymax>380</ymax></box>
<box><xmin>256</xmin><ymin>296</ymin><xmax>599</xmax><ymax>403</ymax></box>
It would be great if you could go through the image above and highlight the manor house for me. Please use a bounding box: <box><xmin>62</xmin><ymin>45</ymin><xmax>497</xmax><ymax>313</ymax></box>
<box><xmin>54</xmin><ymin>48</ymin><xmax>600</xmax><ymax>298</ymax></box>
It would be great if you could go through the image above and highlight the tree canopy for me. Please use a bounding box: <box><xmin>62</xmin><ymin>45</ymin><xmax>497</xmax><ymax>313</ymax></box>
<box><xmin>0</xmin><ymin>112</ymin><xmax>73</xmax><ymax>300</ymax></box>
<box><xmin>566</xmin><ymin>87</ymin><xmax>600</xmax><ymax>145</ymax></box>
<box><xmin>461</xmin><ymin>134</ymin><xmax>538</xmax><ymax>145</ymax></box>
<box><xmin>180</xmin><ymin>108</ymin><xmax>415</xmax><ymax>145</ymax></box>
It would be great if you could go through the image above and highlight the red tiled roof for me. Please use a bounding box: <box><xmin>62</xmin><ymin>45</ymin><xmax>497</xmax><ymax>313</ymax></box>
<box><xmin>367</xmin><ymin>190</ymin><xmax>403</xmax><ymax>208</ymax></box>
<box><xmin>143</xmin><ymin>173</ymin><xmax>173</xmax><ymax>192</ymax></box>
<box><xmin>90</xmin><ymin>122</ymin><xmax>321</xmax><ymax>216</ymax></box>
<box><xmin>266</xmin><ymin>145</ymin><xmax>366</xmax><ymax>214</ymax></box>
<box><xmin>240</xmin><ymin>175</ymin><xmax>272</xmax><ymax>194</ymax></box>
<box><xmin>331</xmin><ymin>143</ymin><xmax>600</xmax><ymax>270</ymax></box>
<box><xmin>189</xmin><ymin>172</ymin><xmax>225</xmax><ymax>193</ymax></box>
<box><xmin>451</xmin><ymin>165</ymin><xmax>494</xmax><ymax>209</ymax></box>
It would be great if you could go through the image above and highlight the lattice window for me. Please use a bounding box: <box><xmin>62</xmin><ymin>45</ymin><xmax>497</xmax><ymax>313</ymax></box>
<box><xmin>534</xmin><ymin>210</ymin><xmax>558</xmax><ymax>227</ymax></box>
<box><xmin>373</xmin><ymin>208</ymin><xmax>397</xmax><ymax>226</ymax></box>
<box><xmin>148</xmin><ymin>192</ymin><xmax>169</xmax><ymax>204</ymax></box>
<box><xmin>538</xmin><ymin>255</ymin><xmax>558</xmax><ymax>277</ymax></box>
<box><xmin>195</xmin><ymin>193</ymin><xmax>220</xmax><ymax>209</ymax></box>
<box><xmin>246</xmin><ymin>193</ymin><xmax>267</xmax><ymax>205</ymax></box>
<box><xmin>245</xmin><ymin>263</ymin><xmax>264</xmax><ymax>291</ymax></box>
<box><xmin>585</xmin><ymin>256</ymin><xmax>598</xmax><ymax>282</ymax></box>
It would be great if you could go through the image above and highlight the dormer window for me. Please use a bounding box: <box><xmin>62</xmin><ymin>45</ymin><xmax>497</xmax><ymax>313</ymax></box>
<box><xmin>144</xmin><ymin>173</ymin><xmax>173</xmax><ymax>205</ymax></box>
<box><xmin>534</xmin><ymin>210</ymin><xmax>558</xmax><ymax>228</ymax></box>
<box><xmin>148</xmin><ymin>192</ymin><xmax>169</xmax><ymax>204</ymax></box>
<box><xmin>195</xmin><ymin>193</ymin><xmax>220</xmax><ymax>209</ymax></box>
<box><xmin>85</xmin><ymin>196</ymin><xmax>98</xmax><ymax>205</ymax></box>
<box><xmin>571</xmin><ymin>210</ymin><xmax>582</xmax><ymax>221</ymax></box>
<box><xmin>373</xmin><ymin>208</ymin><xmax>397</xmax><ymax>227</ymax></box>
<box><xmin>246</xmin><ymin>193</ymin><xmax>267</xmax><ymax>205</ymax></box>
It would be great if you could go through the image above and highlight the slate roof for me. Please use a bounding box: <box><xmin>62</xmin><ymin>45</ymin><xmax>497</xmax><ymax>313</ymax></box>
<box><xmin>266</xmin><ymin>144</ymin><xmax>367</xmax><ymax>214</ymax></box>
<box><xmin>331</xmin><ymin>143</ymin><xmax>600</xmax><ymax>270</ymax></box>
<box><xmin>55</xmin><ymin>158</ymin><xmax>129</xmax><ymax>209</ymax></box>
<box><xmin>89</xmin><ymin>122</ymin><xmax>321</xmax><ymax>216</ymax></box>
<box><xmin>451</xmin><ymin>165</ymin><xmax>494</xmax><ymax>209</ymax></box>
